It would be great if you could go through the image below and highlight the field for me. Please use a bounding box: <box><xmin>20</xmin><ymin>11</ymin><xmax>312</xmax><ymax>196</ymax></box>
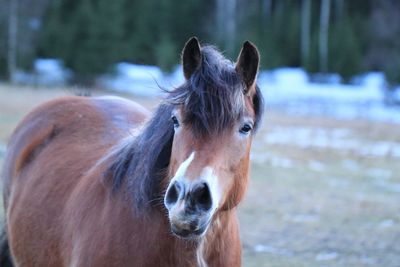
<box><xmin>0</xmin><ymin>84</ymin><xmax>399</xmax><ymax>266</ymax></box>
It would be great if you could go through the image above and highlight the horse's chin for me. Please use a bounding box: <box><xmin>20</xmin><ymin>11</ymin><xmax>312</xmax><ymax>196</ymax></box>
<box><xmin>170</xmin><ymin>224</ymin><xmax>208</xmax><ymax>240</ymax></box>
<box><xmin>169</xmin><ymin>216</ymin><xmax>212</xmax><ymax>240</ymax></box>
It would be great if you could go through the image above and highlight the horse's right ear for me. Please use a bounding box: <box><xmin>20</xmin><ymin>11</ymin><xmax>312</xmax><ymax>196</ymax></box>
<box><xmin>182</xmin><ymin>37</ymin><xmax>202</xmax><ymax>79</ymax></box>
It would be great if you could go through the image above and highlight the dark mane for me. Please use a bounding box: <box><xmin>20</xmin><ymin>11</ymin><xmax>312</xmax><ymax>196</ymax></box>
<box><xmin>105</xmin><ymin>104</ymin><xmax>174</xmax><ymax>212</ymax></box>
<box><xmin>106</xmin><ymin>45</ymin><xmax>264</xmax><ymax>213</ymax></box>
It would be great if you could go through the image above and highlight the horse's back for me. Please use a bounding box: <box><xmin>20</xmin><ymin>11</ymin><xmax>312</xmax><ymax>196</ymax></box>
<box><xmin>2</xmin><ymin>95</ymin><xmax>149</xmax><ymax>266</ymax></box>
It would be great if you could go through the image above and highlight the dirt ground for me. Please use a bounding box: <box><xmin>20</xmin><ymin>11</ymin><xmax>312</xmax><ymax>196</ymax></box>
<box><xmin>0</xmin><ymin>84</ymin><xmax>399</xmax><ymax>266</ymax></box>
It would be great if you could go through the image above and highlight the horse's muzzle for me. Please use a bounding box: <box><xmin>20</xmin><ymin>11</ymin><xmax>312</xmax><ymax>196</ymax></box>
<box><xmin>164</xmin><ymin>180</ymin><xmax>213</xmax><ymax>239</ymax></box>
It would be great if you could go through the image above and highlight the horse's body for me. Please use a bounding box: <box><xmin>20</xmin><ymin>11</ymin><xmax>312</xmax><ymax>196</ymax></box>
<box><xmin>1</xmin><ymin>38</ymin><xmax>263</xmax><ymax>267</ymax></box>
<box><xmin>2</xmin><ymin>96</ymin><xmax>240</xmax><ymax>266</ymax></box>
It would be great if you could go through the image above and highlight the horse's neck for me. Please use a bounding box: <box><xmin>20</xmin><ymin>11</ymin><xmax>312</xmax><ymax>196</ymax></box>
<box><xmin>197</xmin><ymin>209</ymin><xmax>241</xmax><ymax>267</ymax></box>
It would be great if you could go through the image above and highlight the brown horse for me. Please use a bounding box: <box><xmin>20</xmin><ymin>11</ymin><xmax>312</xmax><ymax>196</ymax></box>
<box><xmin>1</xmin><ymin>37</ymin><xmax>263</xmax><ymax>267</ymax></box>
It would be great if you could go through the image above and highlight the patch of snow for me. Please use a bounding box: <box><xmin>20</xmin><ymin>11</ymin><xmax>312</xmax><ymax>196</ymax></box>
<box><xmin>97</xmin><ymin>63</ymin><xmax>186</xmax><ymax>97</ymax></box>
<box><xmin>384</xmin><ymin>86</ymin><xmax>400</xmax><ymax>105</ymax></box>
<box><xmin>308</xmin><ymin>160</ymin><xmax>326</xmax><ymax>172</ymax></box>
<box><xmin>250</xmin><ymin>152</ymin><xmax>268</xmax><ymax>164</ymax></box>
<box><xmin>391</xmin><ymin>146</ymin><xmax>400</xmax><ymax>158</ymax></box>
<box><xmin>372</xmin><ymin>180</ymin><xmax>400</xmax><ymax>193</ymax></box>
<box><xmin>326</xmin><ymin>177</ymin><xmax>350</xmax><ymax>189</ymax></box>
<box><xmin>354</xmin><ymin>192</ymin><xmax>367</xmax><ymax>201</ymax></box>
<box><xmin>260</xmin><ymin>69</ymin><xmax>384</xmax><ymax>104</ymax></box>
<box><xmin>367</xmin><ymin>168</ymin><xmax>392</xmax><ymax>179</ymax></box>
<box><xmin>97</xmin><ymin>63</ymin><xmax>166</xmax><ymax>96</ymax></box>
<box><xmin>167</xmin><ymin>65</ymin><xmax>185</xmax><ymax>87</ymax></box>
<box><xmin>315</xmin><ymin>251</ymin><xmax>339</xmax><ymax>261</ymax></box>
<box><xmin>117</xmin><ymin>63</ymin><xmax>163</xmax><ymax>80</ymax></box>
<box><xmin>270</xmin><ymin>68</ymin><xmax>309</xmax><ymax>87</ymax></box>
<box><xmin>270</xmin><ymin>156</ymin><xmax>295</xmax><ymax>169</ymax></box>
<box><xmin>284</xmin><ymin>213</ymin><xmax>319</xmax><ymax>223</ymax></box>
<box><xmin>13</xmin><ymin>59</ymin><xmax>72</xmax><ymax>86</ymax></box>
<box><xmin>264</xmin><ymin>126</ymin><xmax>400</xmax><ymax>158</ymax></box>
<box><xmin>250</xmin><ymin>152</ymin><xmax>295</xmax><ymax>168</ymax></box>
<box><xmin>310</xmin><ymin>72</ymin><xmax>342</xmax><ymax>84</ymax></box>
<box><xmin>359</xmin><ymin>256</ymin><xmax>377</xmax><ymax>265</ymax></box>
<box><xmin>254</xmin><ymin>244</ymin><xmax>292</xmax><ymax>256</ymax></box>
<box><xmin>378</xmin><ymin>219</ymin><xmax>395</xmax><ymax>229</ymax></box>
<box><xmin>258</xmin><ymin>68</ymin><xmax>400</xmax><ymax>124</ymax></box>
<box><xmin>351</xmin><ymin>72</ymin><xmax>385</xmax><ymax>89</ymax></box>
<box><xmin>392</xmin><ymin>87</ymin><xmax>400</xmax><ymax>101</ymax></box>
<box><xmin>359</xmin><ymin>142</ymin><xmax>392</xmax><ymax>157</ymax></box>
<box><xmin>341</xmin><ymin>159</ymin><xmax>360</xmax><ymax>171</ymax></box>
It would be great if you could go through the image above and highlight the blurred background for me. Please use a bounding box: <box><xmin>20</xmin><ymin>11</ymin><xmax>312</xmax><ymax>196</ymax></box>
<box><xmin>0</xmin><ymin>0</ymin><xmax>400</xmax><ymax>266</ymax></box>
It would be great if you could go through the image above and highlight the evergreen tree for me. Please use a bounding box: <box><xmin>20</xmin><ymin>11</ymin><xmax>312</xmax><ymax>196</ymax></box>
<box><xmin>329</xmin><ymin>18</ymin><xmax>364</xmax><ymax>81</ymax></box>
<box><xmin>39</xmin><ymin>0</ymin><xmax>125</xmax><ymax>81</ymax></box>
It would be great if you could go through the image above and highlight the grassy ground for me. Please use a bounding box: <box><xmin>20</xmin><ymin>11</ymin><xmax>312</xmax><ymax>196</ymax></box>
<box><xmin>1</xmin><ymin>84</ymin><xmax>399</xmax><ymax>266</ymax></box>
<box><xmin>242</xmin><ymin>111</ymin><xmax>400</xmax><ymax>266</ymax></box>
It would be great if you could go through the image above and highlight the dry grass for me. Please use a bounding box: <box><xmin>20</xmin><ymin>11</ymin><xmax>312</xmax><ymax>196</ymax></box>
<box><xmin>0</xmin><ymin>83</ymin><xmax>399</xmax><ymax>266</ymax></box>
<box><xmin>242</xmin><ymin>111</ymin><xmax>400</xmax><ymax>267</ymax></box>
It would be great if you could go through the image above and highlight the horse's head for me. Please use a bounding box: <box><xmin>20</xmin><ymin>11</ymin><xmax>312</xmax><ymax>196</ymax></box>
<box><xmin>164</xmin><ymin>37</ymin><xmax>263</xmax><ymax>239</ymax></box>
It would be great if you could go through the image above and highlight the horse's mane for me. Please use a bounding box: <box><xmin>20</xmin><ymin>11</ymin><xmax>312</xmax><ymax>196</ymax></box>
<box><xmin>105</xmin><ymin>46</ymin><xmax>264</xmax><ymax>213</ymax></box>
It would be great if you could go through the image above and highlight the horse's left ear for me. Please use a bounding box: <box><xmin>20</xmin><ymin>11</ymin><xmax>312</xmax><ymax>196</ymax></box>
<box><xmin>235</xmin><ymin>41</ymin><xmax>260</xmax><ymax>93</ymax></box>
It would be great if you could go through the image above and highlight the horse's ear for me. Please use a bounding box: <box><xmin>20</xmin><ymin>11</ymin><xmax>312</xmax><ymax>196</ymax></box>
<box><xmin>235</xmin><ymin>41</ymin><xmax>260</xmax><ymax>93</ymax></box>
<box><xmin>182</xmin><ymin>37</ymin><xmax>202</xmax><ymax>79</ymax></box>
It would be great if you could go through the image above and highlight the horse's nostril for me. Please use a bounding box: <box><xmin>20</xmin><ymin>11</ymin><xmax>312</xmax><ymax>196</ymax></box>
<box><xmin>165</xmin><ymin>182</ymin><xmax>180</xmax><ymax>206</ymax></box>
<box><xmin>192</xmin><ymin>182</ymin><xmax>212</xmax><ymax>211</ymax></box>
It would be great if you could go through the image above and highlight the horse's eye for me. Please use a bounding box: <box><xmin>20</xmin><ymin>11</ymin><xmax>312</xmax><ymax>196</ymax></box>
<box><xmin>239</xmin><ymin>123</ymin><xmax>252</xmax><ymax>134</ymax></box>
<box><xmin>171</xmin><ymin>115</ymin><xmax>180</xmax><ymax>128</ymax></box>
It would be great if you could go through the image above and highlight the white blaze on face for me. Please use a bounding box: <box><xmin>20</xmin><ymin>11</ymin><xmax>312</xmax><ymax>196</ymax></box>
<box><xmin>171</xmin><ymin>151</ymin><xmax>195</xmax><ymax>182</ymax></box>
<box><xmin>200</xmin><ymin>166</ymin><xmax>221</xmax><ymax>211</ymax></box>
<box><xmin>166</xmin><ymin>152</ymin><xmax>222</xmax><ymax>210</ymax></box>
<box><xmin>165</xmin><ymin>152</ymin><xmax>196</xmax><ymax>202</ymax></box>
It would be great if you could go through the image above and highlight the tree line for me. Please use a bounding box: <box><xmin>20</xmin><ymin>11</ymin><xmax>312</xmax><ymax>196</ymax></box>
<box><xmin>1</xmin><ymin>0</ymin><xmax>399</xmax><ymax>86</ymax></box>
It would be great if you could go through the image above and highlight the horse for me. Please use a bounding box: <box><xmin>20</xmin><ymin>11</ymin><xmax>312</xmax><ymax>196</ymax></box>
<box><xmin>0</xmin><ymin>37</ymin><xmax>264</xmax><ymax>267</ymax></box>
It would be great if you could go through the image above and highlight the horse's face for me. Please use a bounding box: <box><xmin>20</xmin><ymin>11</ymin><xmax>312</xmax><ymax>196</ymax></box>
<box><xmin>164</xmin><ymin>106</ymin><xmax>253</xmax><ymax>237</ymax></box>
<box><xmin>164</xmin><ymin>38</ymin><xmax>261</xmax><ymax>239</ymax></box>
